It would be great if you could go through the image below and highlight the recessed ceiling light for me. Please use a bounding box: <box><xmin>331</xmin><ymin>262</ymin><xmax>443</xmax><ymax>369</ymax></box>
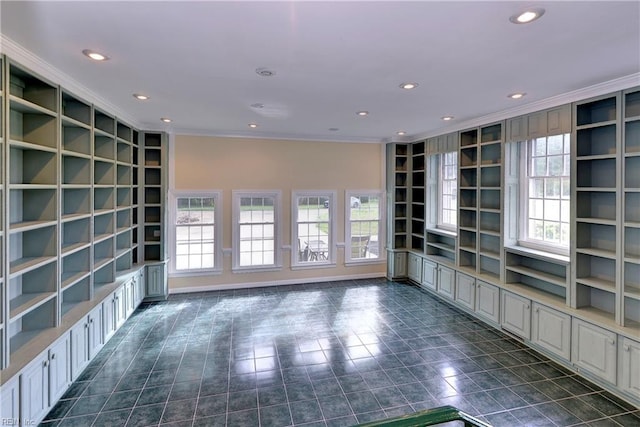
<box><xmin>82</xmin><ymin>49</ymin><xmax>109</xmax><ymax>61</ymax></box>
<box><xmin>255</xmin><ymin>67</ymin><xmax>275</xmax><ymax>77</ymax></box>
<box><xmin>509</xmin><ymin>8</ymin><xmax>545</xmax><ymax>24</ymax></box>
<box><xmin>160</xmin><ymin>117</ymin><xmax>172</xmax><ymax>123</ymax></box>
<box><xmin>250</xmin><ymin>103</ymin><xmax>265</xmax><ymax>109</ymax></box>
<box><xmin>399</xmin><ymin>83</ymin><xmax>418</xmax><ymax>90</ymax></box>
<box><xmin>396</xmin><ymin>131</ymin><xmax>406</xmax><ymax>136</ymax></box>
<box><xmin>441</xmin><ymin>116</ymin><xmax>454</xmax><ymax>121</ymax></box>
<box><xmin>248</xmin><ymin>123</ymin><xmax>258</xmax><ymax>128</ymax></box>
<box><xmin>133</xmin><ymin>94</ymin><xmax>149</xmax><ymax>100</ymax></box>
<box><xmin>356</xmin><ymin>111</ymin><xmax>369</xmax><ymax>116</ymax></box>
<box><xmin>329</xmin><ymin>128</ymin><xmax>339</xmax><ymax>132</ymax></box>
<box><xmin>508</xmin><ymin>92</ymin><xmax>526</xmax><ymax>99</ymax></box>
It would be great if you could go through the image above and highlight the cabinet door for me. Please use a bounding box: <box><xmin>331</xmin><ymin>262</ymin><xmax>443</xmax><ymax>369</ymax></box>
<box><xmin>88</xmin><ymin>304</ymin><xmax>104</xmax><ymax>359</ymax></box>
<box><xmin>527</xmin><ymin>111</ymin><xmax>547</xmax><ymax>138</ymax></box>
<box><xmin>546</xmin><ymin>105</ymin><xmax>571</xmax><ymax>134</ymax></box>
<box><xmin>1</xmin><ymin>376</ymin><xmax>20</xmax><ymax>423</ymax></box>
<box><xmin>114</xmin><ymin>286</ymin><xmax>127</xmax><ymax>328</ymax></box>
<box><xmin>475</xmin><ymin>280</ymin><xmax>500</xmax><ymax>324</ymax></box>
<box><xmin>393</xmin><ymin>252</ymin><xmax>407</xmax><ymax>277</ymax></box>
<box><xmin>531</xmin><ymin>302</ymin><xmax>571</xmax><ymax>360</ymax></box>
<box><xmin>437</xmin><ymin>266</ymin><xmax>455</xmax><ymax>299</ymax></box>
<box><xmin>407</xmin><ymin>253</ymin><xmax>422</xmax><ymax>282</ymax></box>
<box><xmin>104</xmin><ymin>295</ymin><xmax>116</xmax><ymax>342</ymax></box>
<box><xmin>619</xmin><ymin>337</ymin><xmax>640</xmax><ymax>399</ymax></box>
<box><xmin>455</xmin><ymin>272</ymin><xmax>475</xmax><ymax>310</ymax></box>
<box><xmin>49</xmin><ymin>335</ymin><xmax>71</xmax><ymax>403</ymax></box>
<box><xmin>507</xmin><ymin>116</ymin><xmax>528</xmax><ymax>142</ymax></box>
<box><xmin>421</xmin><ymin>259</ymin><xmax>437</xmax><ymax>291</ymax></box>
<box><xmin>70</xmin><ymin>319</ymin><xmax>89</xmax><ymax>381</ymax></box>
<box><xmin>21</xmin><ymin>353</ymin><xmax>50</xmax><ymax>425</ymax></box>
<box><xmin>572</xmin><ymin>318</ymin><xmax>617</xmax><ymax>384</ymax></box>
<box><xmin>501</xmin><ymin>291</ymin><xmax>531</xmax><ymax>339</ymax></box>
<box><xmin>126</xmin><ymin>279</ymin><xmax>136</xmax><ymax>316</ymax></box>
<box><xmin>134</xmin><ymin>269</ymin><xmax>145</xmax><ymax>306</ymax></box>
<box><xmin>146</xmin><ymin>263</ymin><xmax>168</xmax><ymax>299</ymax></box>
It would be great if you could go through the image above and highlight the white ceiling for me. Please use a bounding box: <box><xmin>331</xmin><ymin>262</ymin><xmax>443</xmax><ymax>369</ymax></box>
<box><xmin>1</xmin><ymin>1</ymin><xmax>639</xmax><ymax>143</ymax></box>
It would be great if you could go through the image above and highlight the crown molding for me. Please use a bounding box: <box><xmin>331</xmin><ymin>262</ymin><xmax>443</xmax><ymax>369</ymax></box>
<box><xmin>0</xmin><ymin>35</ymin><xmax>141</xmax><ymax>128</ymax></box>
<box><xmin>171</xmin><ymin>127</ymin><xmax>383</xmax><ymax>144</ymax></box>
<box><xmin>392</xmin><ymin>72</ymin><xmax>640</xmax><ymax>143</ymax></box>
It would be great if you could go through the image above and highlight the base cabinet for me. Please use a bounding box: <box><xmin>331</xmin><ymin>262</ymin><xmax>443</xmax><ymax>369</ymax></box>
<box><xmin>146</xmin><ymin>261</ymin><xmax>168</xmax><ymax>301</ymax></box>
<box><xmin>421</xmin><ymin>259</ymin><xmax>437</xmax><ymax>291</ymax></box>
<box><xmin>71</xmin><ymin>304</ymin><xmax>104</xmax><ymax>380</ymax></box>
<box><xmin>531</xmin><ymin>302</ymin><xmax>571</xmax><ymax>360</ymax></box>
<box><xmin>437</xmin><ymin>265</ymin><xmax>455</xmax><ymax>299</ymax></box>
<box><xmin>407</xmin><ymin>253</ymin><xmax>422</xmax><ymax>282</ymax></box>
<box><xmin>572</xmin><ymin>318</ymin><xmax>617</xmax><ymax>385</ymax></box>
<box><xmin>387</xmin><ymin>251</ymin><xmax>407</xmax><ymax>279</ymax></box>
<box><xmin>455</xmin><ymin>272</ymin><xmax>475</xmax><ymax>310</ymax></box>
<box><xmin>619</xmin><ymin>337</ymin><xmax>640</xmax><ymax>400</ymax></box>
<box><xmin>104</xmin><ymin>292</ymin><xmax>117</xmax><ymax>342</ymax></box>
<box><xmin>501</xmin><ymin>291</ymin><xmax>531</xmax><ymax>339</ymax></box>
<box><xmin>475</xmin><ymin>280</ymin><xmax>500</xmax><ymax>325</ymax></box>
<box><xmin>1</xmin><ymin>376</ymin><xmax>20</xmax><ymax>424</ymax></box>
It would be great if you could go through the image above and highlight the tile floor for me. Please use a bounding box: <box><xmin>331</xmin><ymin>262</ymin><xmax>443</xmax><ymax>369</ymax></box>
<box><xmin>41</xmin><ymin>278</ymin><xmax>640</xmax><ymax>427</ymax></box>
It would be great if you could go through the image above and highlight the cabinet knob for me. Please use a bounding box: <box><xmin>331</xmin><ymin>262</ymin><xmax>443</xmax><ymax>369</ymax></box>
<box><xmin>43</xmin><ymin>360</ymin><xmax>49</xmax><ymax>367</ymax></box>
<box><xmin>89</xmin><ymin>318</ymin><xmax>94</xmax><ymax>324</ymax></box>
<box><xmin>535</xmin><ymin>308</ymin><xmax>539</xmax><ymax>313</ymax></box>
<box><xmin>526</xmin><ymin>305</ymin><xmax>530</xmax><ymax>310</ymax></box>
<box><xmin>84</xmin><ymin>323</ymin><xmax>89</xmax><ymax>329</ymax></box>
<box><xmin>51</xmin><ymin>353</ymin><xmax>56</xmax><ymax>360</ymax></box>
<box><xmin>609</xmin><ymin>339</ymin><xmax>616</xmax><ymax>346</ymax></box>
<box><xmin>624</xmin><ymin>345</ymin><xmax>630</xmax><ymax>352</ymax></box>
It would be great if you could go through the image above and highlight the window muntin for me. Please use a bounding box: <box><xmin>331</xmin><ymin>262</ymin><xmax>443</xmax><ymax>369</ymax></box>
<box><xmin>522</xmin><ymin>134</ymin><xmax>570</xmax><ymax>251</ymax></box>
<box><xmin>234</xmin><ymin>192</ymin><xmax>280</xmax><ymax>269</ymax></box>
<box><xmin>438</xmin><ymin>151</ymin><xmax>458</xmax><ymax>230</ymax></box>
<box><xmin>293</xmin><ymin>192</ymin><xmax>334</xmax><ymax>265</ymax></box>
<box><xmin>174</xmin><ymin>195</ymin><xmax>218</xmax><ymax>271</ymax></box>
<box><xmin>346</xmin><ymin>192</ymin><xmax>382</xmax><ymax>262</ymax></box>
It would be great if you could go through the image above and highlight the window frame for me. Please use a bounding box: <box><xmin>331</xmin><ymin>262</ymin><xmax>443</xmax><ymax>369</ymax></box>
<box><xmin>437</xmin><ymin>151</ymin><xmax>458</xmax><ymax>232</ymax></box>
<box><xmin>517</xmin><ymin>134</ymin><xmax>571</xmax><ymax>255</ymax></box>
<box><xmin>345</xmin><ymin>190</ymin><xmax>385</xmax><ymax>265</ymax></box>
<box><xmin>169</xmin><ymin>190</ymin><xmax>223</xmax><ymax>276</ymax></box>
<box><xmin>291</xmin><ymin>190</ymin><xmax>336</xmax><ymax>268</ymax></box>
<box><xmin>232</xmin><ymin>190</ymin><xmax>282</xmax><ymax>272</ymax></box>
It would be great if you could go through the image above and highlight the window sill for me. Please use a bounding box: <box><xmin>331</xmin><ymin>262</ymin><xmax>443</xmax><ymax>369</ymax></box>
<box><xmin>425</xmin><ymin>227</ymin><xmax>457</xmax><ymax>238</ymax></box>
<box><xmin>170</xmin><ymin>268</ymin><xmax>223</xmax><ymax>278</ymax></box>
<box><xmin>232</xmin><ymin>265</ymin><xmax>283</xmax><ymax>274</ymax></box>
<box><xmin>291</xmin><ymin>262</ymin><xmax>336</xmax><ymax>271</ymax></box>
<box><xmin>505</xmin><ymin>245</ymin><xmax>570</xmax><ymax>265</ymax></box>
<box><xmin>345</xmin><ymin>259</ymin><xmax>386</xmax><ymax>267</ymax></box>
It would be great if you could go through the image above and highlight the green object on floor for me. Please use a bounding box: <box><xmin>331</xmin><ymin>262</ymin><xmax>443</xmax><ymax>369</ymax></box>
<box><xmin>353</xmin><ymin>405</ymin><xmax>492</xmax><ymax>427</ymax></box>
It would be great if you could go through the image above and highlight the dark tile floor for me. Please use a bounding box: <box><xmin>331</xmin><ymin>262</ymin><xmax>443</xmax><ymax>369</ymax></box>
<box><xmin>41</xmin><ymin>279</ymin><xmax>640</xmax><ymax>427</ymax></box>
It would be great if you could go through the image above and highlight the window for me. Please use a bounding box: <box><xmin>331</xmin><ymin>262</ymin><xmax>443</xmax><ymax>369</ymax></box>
<box><xmin>233</xmin><ymin>191</ymin><xmax>281</xmax><ymax>270</ymax></box>
<box><xmin>520</xmin><ymin>134</ymin><xmax>570</xmax><ymax>251</ymax></box>
<box><xmin>346</xmin><ymin>192</ymin><xmax>383</xmax><ymax>263</ymax></box>
<box><xmin>292</xmin><ymin>191</ymin><xmax>335</xmax><ymax>266</ymax></box>
<box><xmin>172</xmin><ymin>192</ymin><xmax>221</xmax><ymax>273</ymax></box>
<box><xmin>438</xmin><ymin>151</ymin><xmax>458</xmax><ymax>230</ymax></box>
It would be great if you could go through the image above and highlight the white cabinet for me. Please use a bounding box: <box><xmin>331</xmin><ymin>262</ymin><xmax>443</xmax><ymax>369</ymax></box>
<box><xmin>104</xmin><ymin>292</ymin><xmax>117</xmax><ymax>342</ymax></box>
<box><xmin>619</xmin><ymin>337</ymin><xmax>640</xmax><ymax>400</ymax></box>
<box><xmin>387</xmin><ymin>251</ymin><xmax>407</xmax><ymax>279</ymax></box>
<box><xmin>20</xmin><ymin>334</ymin><xmax>70</xmax><ymax>427</ymax></box>
<box><xmin>475</xmin><ymin>280</ymin><xmax>500</xmax><ymax>324</ymax></box>
<box><xmin>407</xmin><ymin>253</ymin><xmax>422</xmax><ymax>282</ymax></box>
<box><xmin>114</xmin><ymin>285</ymin><xmax>127</xmax><ymax>329</ymax></box>
<box><xmin>501</xmin><ymin>291</ymin><xmax>531</xmax><ymax>339</ymax></box>
<box><xmin>572</xmin><ymin>318</ymin><xmax>617</xmax><ymax>384</ymax></box>
<box><xmin>531</xmin><ymin>302</ymin><xmax>571</xmax><ymax>360</ymax></box>
<box><xmin>421</xmin><ymin>259</ymin><xmax>437</xmax><ymax>291</ymax></box>
<box><xmin>1</xmin><ymin>376</ymin><xmax>20</xmax><ymax>423</ymax></box>
<box><xmin>125</xmin><ymin>278</ymin><xmax>136</xmax><ymax>317</ymax></box>
<box><xmin>455</xmin><ymin>272</ymin><xmax>475</xmax><ymax>310</ymax></box>
<box><xmin>71</xmin><ymin>303</ymin><xmax>104</xmax><ymax>380</ymax></box>
<box><xmin>146</xmin><ymin>261</ymin><xmax>168</xmax><ymax>301</ymax></box>
<box><xmin>20</xmin><ymin>353</ymin><xmax>49</xmax><ymax>426</ymax></box>
<box><xmin>134</xmin><ymin>268</ymin><xmax>145</xmax><ymax>307</ymax></box>
<box><xmin>437</xmin><ymin>265</ymin><xmax>455</xmax><ymax>299</ymax></box>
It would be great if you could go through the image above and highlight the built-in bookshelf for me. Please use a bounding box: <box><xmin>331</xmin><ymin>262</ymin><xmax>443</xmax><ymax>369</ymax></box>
<box><xmin>142</xmin><ymin>132</ymin><xmax>167</xmax><ymax>262</ymax></box>
<box><xmin>458</xmin><ymin>127</ymin><xmax>478</xmax><ymax>274</ymax></box>
<box><xmin>386</xmin><ymin>143</ymin><xmax>408</xmax><ymax>250</ymax></box>
<box><xmin>411</xmin><ymin>141</ymin><xmax>425</xmax><ymax>251</ymax></box>
<box><xmin>572</xmin><ymin>93</ymin><xmax>620</xmax><ymax>323</ymax></box>
<box><xmin>0</xmin><ymin>57</ymin><xmax>142</xmax><ymax>371</ymax></box>
<box><xmin>623</xmin><ymin>88</ymin><xmax>640</xmax><ymax>328</ymax></box>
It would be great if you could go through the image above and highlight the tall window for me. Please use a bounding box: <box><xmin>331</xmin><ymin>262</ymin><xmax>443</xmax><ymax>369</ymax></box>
<box><xmin>346</xmin><ymin>192</ymin><xmax>383</xmax><ymax>263</ymax></box>
<box><xmin>233</xmin><ymin>191</ymin><xmax>280</xmax><ymax>270</ymax></box>
<box><xmin>173</xmin><ymin>193</ymin><xmax>221</xmax><ymax>272</ymax></box>
<box><xmin>438</xmin><ymin>151</ymin><xmax>458</xmax><ymax>229</ymax></box>
<box><xmin>293</xmin><ymin>191</ymin><xmax>335</xmax><ymax>266</ymax></box>
<box><xmin>521</xmin><ymin>134</ymin><xmax>570</xmax><ymax>251</ymax></box>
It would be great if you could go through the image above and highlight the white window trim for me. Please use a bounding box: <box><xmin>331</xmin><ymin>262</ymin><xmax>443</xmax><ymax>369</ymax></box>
<box><xmin>345</xmin><ymin>190</ymin><xmax>385</xmax><ymax>265</ymax></box>
<box><xmin>169</xmin><ymin>190</ymin><xmax>223</xmax><ymax>276</ymax></box>
<box><xmin>291</xmin><ymin>190</ymin><xmax>337</xmax><ymax>269</ymax></box>
<box><xmin>437</xmin><ymin>151</ymin><xmax>458</xmax><ymax>232</ymax></box>
<box><xmin>232</xmin><ymin>190</ymin><xmax>282</xmax><ymax>272</ymax></box>
<box><xmin>517</xmin><ymin>137</ymin><xmax>570</xmax><ymax>256</ymax></box>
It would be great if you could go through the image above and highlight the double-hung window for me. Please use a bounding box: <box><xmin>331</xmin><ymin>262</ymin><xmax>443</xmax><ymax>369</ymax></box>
<box><xmin>438</xmin><ymin>151</ymin><xmax>458</xmax><ymax>230</ymax></box>
<box><xmin>233</xmin><ymin>191</ymin><xmax>281</xmax><ymax>270</ymax></box>
<box><xmin>346</xmin><ymin>191</ymin><xmax>383</xmax><ymax>263</ymax></box>
<box><xmin>520</xmin><ymin>134</ymin><xmax>571</xmax><ymax>251</ymax></box>
<box><xmin>172</xmin><ymin>192</ymin><xmax>221</xmax><ymax>273</ymax></box>
<box><xmin>292</xmin><ymin>191</ymin><xmax>335</xmax><ymax>266</ymax></box>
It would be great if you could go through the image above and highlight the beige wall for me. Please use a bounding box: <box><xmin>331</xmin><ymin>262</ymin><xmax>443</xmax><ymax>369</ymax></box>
<box><xmin>169</xmin><ymin>135</ymin><xmax>386</xmax><ymax>292</ymax></box>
